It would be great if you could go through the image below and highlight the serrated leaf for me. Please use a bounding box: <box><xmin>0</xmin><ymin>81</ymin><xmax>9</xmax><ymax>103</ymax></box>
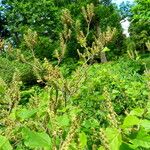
<box><xmin>22</xmin><ymin>128</ymin><xmax>52</xmax><ymax>149</ymax></box>
<box><xmin>105</xmin><ymin>128</ymin><xmax>122</xmax><ymax>150</ymax></box>
<box><xmin>122</xmin><ymin>115</ymin><xmax>140</xmax><ymax>128</ymax></box>
<box><xmin>17</xmin><ymin>108</ymin><xmax>37</xmax><ymax>120</ymax></box>
<box><xmin>0</xmin><ymin>135</ymin><xmax>13</xmax><ymax>150</ymax></box>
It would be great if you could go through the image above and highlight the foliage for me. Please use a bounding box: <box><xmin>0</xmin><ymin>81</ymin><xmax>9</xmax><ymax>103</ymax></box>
<box><xmin>0</xmin><ymin>8</ymin><xmax>8</xmax><ymax>38</ymax></box>
<box><xmin>1</xmin><ymin>0</ymin><xmax>124</xmax><ymax>60</ymax></box>
<box><xmin>99</xmin><ymin>98</ymin><xmax>150</xmax><ymax>150</ymax></box>
<box><xmin>0</xmin><ymin>55</ymin><xmax>150</xmax><ymax>149</ymax></box>
<box><xmin>71</xmin><ymin>58</ymin><xmax>148</xmax><ymax>117</ymax></box>
<box><xmin>129</xmin><ymin>0</ymin><xmax>150</xmax><ymax>52</ymax></box>
<box><xmin>1</xmin><ymin>0</ymin><xmax>60</xmax><ymax>43</ymax></box>
<box><xmin>65</xmin><ymin>1</ymin><xmax>124</xmax><ymax>59</ymax></box>
<box><xmin>125</xmin><ymin>38</ymin><xmax>140</xmax><ymax>60</ymax></box>
<box><xmin>0</xmin><ymin>1</ymin><xmax>150</xmax><ymax>150</ymax></box>
<box><xmin>0</xmin><ymin>56</ymin><xmax>36</xmax><ymax>84</ymax></box>
<box><xmin>55</xmin><ymin>3</ymin><xmax>118</xmax><ymax>64</ymax></box>
<box><xmin>1</xmin><ymin>0</ymin><xmax>60</xmax><ymax>59</ymax></box>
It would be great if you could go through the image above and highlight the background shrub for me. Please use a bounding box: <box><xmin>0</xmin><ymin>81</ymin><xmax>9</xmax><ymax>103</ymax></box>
<box><xmin>0</xmin><ymin>57</ymin><xmax>36</xmax><ymax>84</ymax></box>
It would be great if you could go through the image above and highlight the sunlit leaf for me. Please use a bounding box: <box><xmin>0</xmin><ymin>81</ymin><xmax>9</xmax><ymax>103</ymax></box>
<box><xmin>140</xmin><ymin>119</ymin><xmax>150</xmax><ymax>130</ymax></box>
<box><xmin>122</xmin><ymin>115</ymin><xmax>140</xmax><ymax>128</ymax></box>
<box><xmin>0</xmin><ymin>135</ymin><xmax>13</xmax><ymax>150</ymax></box>
<box><xmin>22</xmin><ymin>128</ymin><xmax>52</xmax><ymax>149</ymax></box>
<box><xmin>105</xmin><ymin>128</ymin><xmax>122</xmax><ymax>150</ymax></box>
<box><xmin>129</xmin><ymin>108</ymin><xmax>144</xmax><ymax>117</ymax></box>
<box><xmin>131</xmin><ymin>128</ymin><xmax>150</xmax><ymax>149</ymax></box>
<box><xmin>79</xmin><ymin>132</ymin><xmax>87</xmax><ymax>148</ymax></box>
<box><xmin>57</xmin><ymin>114</ymin><xmax>70</xmax><ymax>127</ymax></box>
<box><xmin>17</xmin><ymin>108</ymin><xmax>37</xmax><ymax>120</ymax></box>
<box><xmin>102</xmin><ymin>47</ymin><xmax>110</xmax><ymax>52</ymax></box>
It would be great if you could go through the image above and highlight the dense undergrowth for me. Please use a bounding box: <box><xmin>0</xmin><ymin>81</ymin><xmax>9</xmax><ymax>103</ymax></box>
<box><xmin>0</xmin><ymin>55</ymin><xmax>150</xmax><ymax>150</ymax></box>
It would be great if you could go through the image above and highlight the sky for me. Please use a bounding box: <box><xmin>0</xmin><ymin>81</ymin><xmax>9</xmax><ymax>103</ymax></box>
<box><xmin>112</xmin><ymin>0</ymin><xmax>134</xmax><ymax>37</ymax></box>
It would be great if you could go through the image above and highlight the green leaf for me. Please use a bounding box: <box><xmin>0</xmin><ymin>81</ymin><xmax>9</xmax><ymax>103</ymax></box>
<box><xmin>105</xmin><ymin>128</ymin><xmax>122</xmax><ymax>150</ymax></box>
<box><xmin>9</xmin><ymin>107</ymin><xmax>17</xmax><ymax>120</ymax></box>
<box><xmin>0</xmin><ymin>135</ymin><xmax>13</xmax><ymax>150</ymax></box>
<box><xmin>102</xmin><ymin>47</ymin><xmax>110</xmax><ymax>52</ymax></box>
<box><xmin>79</xmin><ymin>132</ymin><xmax>87</xmax><ymax>148</ymax></box>
<box><xmin>131</xmin><ymin>129</ymin><xmax>150</xmax><ymax>149</ymax></box>
<box><xmin>17</xmin><ymin>108</ymin><xmax>37</xmax><ymax>120</ymax></box>
<box><xmin>0</xmin><ymin>85</ymin><xmax>5</xmax><ymax>94</ymax></box>
<box><xmin>129</xmin><ymin>108</ymin><xmax>144</xmax><ymax>117</ymax></box>
<box><xmin>140</xmin><ymin>119</ymin><xmax>150</xmax><ymax>130</ymax></box>
<box><xmin>22</xmin><ymin>128</ymin><xmax>52</xmax><ymax>149</ymax></box>
<box><xmin>82</xmin><ymin>118</ymin><xmax>99</xmax><ymax>129</ymax></box>
<box><xmin>120</xmin><ymin>143</ymin><xmax>134</xmax><ymax>150</ymax></box>
<box><xmin>98</xmin><ymin>146</ymin><xmax>105</xmax><ymax>150</ymax></box>
<box><xmin>122</xmin><ymin>115</ymin><xmax>140</xmax><ymax>128</ymax></box>
<box><xmin>57</xmin><ymin>114</ymin><xmax>70</xmax><ymax>127</ymax></box>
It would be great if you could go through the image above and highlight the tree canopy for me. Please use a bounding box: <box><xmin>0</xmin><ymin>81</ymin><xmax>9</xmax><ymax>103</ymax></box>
<box><xmin>129</xmin><ymin>0</ymin><xmax>150</xmax><ymax>52</ymax></box>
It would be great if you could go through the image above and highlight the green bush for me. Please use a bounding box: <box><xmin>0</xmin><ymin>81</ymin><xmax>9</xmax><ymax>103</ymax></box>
<box><xmin>60</xmin><ymin>58</ymin><xmax>79</xmax><ymax>77</ymax></box>
<box><xmin>139</xmin><ymin>56</ymin><xmax>150</xmax><ymax>70</ymax></box>
<box><xmin>0</xmin><ymin>57</ymin><xmax>36</xmax><ymax>84</ymax></box>
<box><xmin>71</xmin><ymin>58</ymin><xmax>148</xmax><ymax>117</ymax></box>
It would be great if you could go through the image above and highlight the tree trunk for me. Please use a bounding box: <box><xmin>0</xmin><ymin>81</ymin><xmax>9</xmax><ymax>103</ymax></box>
<box><xmin>100</xmin><ymin>51</ymin><xmax>107</xmax><ymax>63</ymax></box>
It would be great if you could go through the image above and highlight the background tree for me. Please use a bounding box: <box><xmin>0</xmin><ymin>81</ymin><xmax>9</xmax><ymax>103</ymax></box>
<box><xmin>58</xmin><ymin>0</ymin><xmax>124</xmax><ymax>60</ymax></box>
<box><xmin>1</xmin><ymin>0</ymin><xmax>61</xmax><ymax>59</ymax></box>
<box><xmin>2</xmin><ymin>0</ymin><xmax>60</xmax><ymax>42</ymax></box>
<box><xmin>0</xmin><ymin>4</ymin><xmax>8</xmax><ymax>38</ymax></box>
<box><xmin>129</xmin><ymin>0</ymin><xmax>150</xmax><ymax>52</ymax></box>
<box><xmin>1</xmin><ymin>0</ymin><xmax>124</xmax><ymax>60</ymax></box>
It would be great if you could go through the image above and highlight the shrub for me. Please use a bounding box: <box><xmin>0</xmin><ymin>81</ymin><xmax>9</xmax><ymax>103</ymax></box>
<box><xmin>0</xmin><ymin>57</ymin><xmax>36</xmax><ymax>84</ymax></box>
<box><xmin>71</xmin><ymin>58</ymin><xmax>148</xmax><ymax>117</ymax></box>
